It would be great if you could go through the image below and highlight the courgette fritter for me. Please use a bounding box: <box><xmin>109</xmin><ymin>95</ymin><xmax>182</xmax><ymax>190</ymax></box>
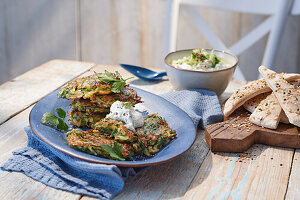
<box><xmin>135</xmin><ymin>114</ymin><xmax>177</xmax><ymax>156</ymax></box>
<box><xmin>71</xmin><ymin>99</ymin><xmax>110</xmax><ymax>114</ymax></box>
<box><xmin>58</xmin><ymin>75</ymin><xmax>113</xmax><ymax>99</ymax></box>
<box><xmin>66</xmin><ymin>129</ymin><xmax>134</xmax><ymax>160</ymax></box>
<box><xmin>93</xmin><ymin>118</ymin><xmax>138</xmax><ymax>143</ymax></box>
<box><xmin>69</xmin><ymin>109</ymin><xmax>106</xmax><ymax>128</ymax></box>
<box><xmin>89</xmin><ymin>88</ymin><xmax>141</xmax><ymax>107</ymax></box>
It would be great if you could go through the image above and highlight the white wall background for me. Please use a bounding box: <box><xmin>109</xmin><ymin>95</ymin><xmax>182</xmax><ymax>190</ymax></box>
<box><xmin>0</xmin><ymin>0</ymin><xmax>299</xmax><ymax>84</ymax></box>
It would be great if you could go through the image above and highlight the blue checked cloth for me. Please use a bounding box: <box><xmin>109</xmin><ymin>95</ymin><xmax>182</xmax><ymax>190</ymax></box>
<box><xmin>1</xmin><ymin>89</ymin><xmax>223</xmax><ymax>199</ymax></box>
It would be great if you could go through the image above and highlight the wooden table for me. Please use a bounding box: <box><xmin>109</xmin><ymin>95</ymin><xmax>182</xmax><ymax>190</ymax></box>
<box><xmin>0</xmin><ymin>60</ymin><xmax>299</xmax><ymax>200</ymax></box>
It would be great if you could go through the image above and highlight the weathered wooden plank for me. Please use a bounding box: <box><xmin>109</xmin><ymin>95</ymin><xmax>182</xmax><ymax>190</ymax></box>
<box><xmin>0</xmin><ymin>107</ymin><xmax>31</xmax><ymax>165</ymax></box>
<box><xmin>0</xmin><ymin>106</ymin><xmax>79</xmax><ymax>200</ymax></box>
<box><xmin>140</xmin><ymin>0</ymin><xmax>167</xmax><ymax>68</ymax></box>
<box><xmin>110</xmin><ymin>0</ymin><xmax>142</xmax><ymax>66</ymax></box>
<box><xmin>0</xmin><ymin>59</ymin><xmax>95</xmax><ymax>124</ymax></box>
<box><xmin>238</xmin><ymin>14</ymin><xmax>267</xmax><ymax>80</ymax></box>
<box><xmin>80</xmin><ymin>0</ymin><xmax>168</xmax><ymax>70</ymax></box>
<box><xmin>183</xmin><ymin>145</ymin><xmax>294</xmax><ymax>200</ymax></box>
<box><xmin>285</xmin><ymin>149</ymin><xmax>300</xmax><ymax>200</ymax></box>
<box><xmin>273</xmin><ymin>15</ymin><xmax>300</xmax><ymax>74</ymax></box>
<box><xmin>1</xmin><ymin>0</ymin><xmax>77</xmax><ymax>82</ymax></box>
<box><xmin>0</xmin><ymin>0</ymin><xmax>8</xmax><ymax>84</ymax></box>
<box><xmin>0</xmin><ymin>172</ymin><xmax>80</xmax><ymax>200</ymax></box>
<box><xmin>80</xmin><ymin>0</ymin><xmax>143</xmax><ymax>67</ymax></box>
<box><xmin>80</xmin><ymin>0</ymin><xmax>111</xmax><ymax>65</ymax></box>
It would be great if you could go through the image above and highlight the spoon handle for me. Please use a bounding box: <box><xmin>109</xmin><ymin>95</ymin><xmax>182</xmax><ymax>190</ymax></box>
<box><xmin>157</xmin><ymin>72</ymin><xmax>167</xmax><ymax>77</ymax></box>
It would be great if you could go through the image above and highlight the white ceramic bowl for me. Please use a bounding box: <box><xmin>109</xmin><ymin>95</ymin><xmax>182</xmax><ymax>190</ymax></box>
<box><xmin>164</xmin><ymin>49</ymin><xmax>238</xmax><ymax>96</ymax></box>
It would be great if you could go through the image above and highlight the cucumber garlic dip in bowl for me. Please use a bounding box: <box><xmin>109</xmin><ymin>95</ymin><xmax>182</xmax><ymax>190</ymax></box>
<box><xmin>164</xmin><ymin>49</ymin><xmax>238</xmax><ymax>95</ymax></box>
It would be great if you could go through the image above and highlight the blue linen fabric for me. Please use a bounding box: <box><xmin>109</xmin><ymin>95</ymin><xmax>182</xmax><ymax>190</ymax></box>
<box><xmin>161</xmin><ymin>89</ymin><xmax>223</xmax><ymax>129</ymax></box>
<box><xmin>1</xmin><ymin>89</ymin><xmax>223</xmax><ymax>199</ymax></box>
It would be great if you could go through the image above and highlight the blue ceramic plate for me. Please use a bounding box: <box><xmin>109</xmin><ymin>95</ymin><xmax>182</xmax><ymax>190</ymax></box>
<box><xmin>29</xmin><ymin>87</ymin><xmax>196</xmax><ymax>167</ymax></box>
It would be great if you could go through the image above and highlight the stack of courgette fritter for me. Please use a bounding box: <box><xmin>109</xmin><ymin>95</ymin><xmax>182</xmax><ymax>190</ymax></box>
<box><xmin>58</xmin><ymin>73</ymin><xmax>141</xmax><ymax>128</ymax></box>
<box><xmin>58</xmin><ymin>71</ymin><xmax>177</xmax><ymax>161</ymax></box>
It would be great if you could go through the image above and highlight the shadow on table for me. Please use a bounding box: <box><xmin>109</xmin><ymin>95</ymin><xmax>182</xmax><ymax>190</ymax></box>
<box><xmin>114</xmin><ymin>128</ymin><xmax>211</xmax><ymax>199</ymax></box>
<box><xmin>114</xmin><ymin>128</ymin><xmax>273</xmax><ymax>200</ymax></box>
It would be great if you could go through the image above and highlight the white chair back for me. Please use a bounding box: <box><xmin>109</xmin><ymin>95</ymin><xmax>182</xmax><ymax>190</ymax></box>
<box><xmin>165</xmin><ymin>0</ymin><xmax>299</xmax><ymax>80</ymax></box>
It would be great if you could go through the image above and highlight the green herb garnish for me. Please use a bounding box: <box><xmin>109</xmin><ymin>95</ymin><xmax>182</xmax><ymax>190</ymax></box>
<box><xmin>100</xmin><ymin>142</ymin><xmax>125</xmax><ymax>161</ymax></box>
<box><xmin>123</xmin><ymin>102</ymin><xmax>132</xmax><ymax>109</ymax></box>
<box><xmin>41</xmin><ymin>108</ymin><xmax>68</xmax><ymax>131</ymax></box>
<box><xmin>56</xmin><ymin>108</ymin><xmax>66</xmax><ymax>119</ymax></box>
<box><xmin>94</xmin><ymin>70</ymin><xmax>133</xmax><ymax>93</ymax></box>
<box><xmin>192</xmin><ymin>49</ymin><xmax>207</xmax><ymax>61</ymax></box>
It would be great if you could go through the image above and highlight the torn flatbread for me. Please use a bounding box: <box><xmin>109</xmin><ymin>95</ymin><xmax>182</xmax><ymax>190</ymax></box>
<box><xmin>249</xmin><ymin>93</ymin><xmax>281</xmax><ymax>129</ymax></box>
<box><xmin>243</xmin><ymin>92</ymin><xmax>270</xmax><ymax>113</ymax></box>
<box><xmin>259</xmin><ymin>66</ymin><xmax>300</xmax><ymax>127</ymax></box>
<box><xmin>243</xmin><ymin>92</ymin><xmax>289</xmax><ymax>124</ymax></box>
<box><xmin>224</xmin><ymin>73</ymin><xmax>300</xmax><ymax>117</ymax></box>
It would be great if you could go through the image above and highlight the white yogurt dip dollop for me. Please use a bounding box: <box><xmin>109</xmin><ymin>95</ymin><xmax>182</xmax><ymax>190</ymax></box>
<box><xmin>106</xmin><ymin>101</ymin><xmax>146</xmax><ymax>132</ymax></box>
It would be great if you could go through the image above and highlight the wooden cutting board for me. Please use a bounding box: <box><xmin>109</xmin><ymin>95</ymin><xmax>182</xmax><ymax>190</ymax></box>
<box><xmin>205</xmin><ymin>107</ymin><xmax>300</xmax><ymax>152</ymax></box>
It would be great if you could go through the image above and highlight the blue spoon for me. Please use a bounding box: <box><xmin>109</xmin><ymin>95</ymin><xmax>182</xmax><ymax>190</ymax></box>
<box><xmin>120</xmin><ymin>64</ymin><xmax>167</xmax><ymax>81</ymax></box>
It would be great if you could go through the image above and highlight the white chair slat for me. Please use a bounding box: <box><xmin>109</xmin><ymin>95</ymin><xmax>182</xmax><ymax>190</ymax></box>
<box><xmin>182</xmin><ymin>0</ymin><xmax>279</xmax><ymax>15</ymax></box>
<box><xmin>262</xmin><ymin>0</ymin><xmax>295</xmax><ymax>68</ymax></box>
<box><xmin>187</xmin><ymin>6</ymin><xmax>227</xmax><ymax>50</ymax></box>
<box><xmin>291</xmin><ymin>0</ymin><xmax>300</xmax><ymax>15</ymax></box>
<box><xmin>165</xmin><ymin>0</ymin><xmax>298</xmax><ymax>80</ymax></box>
<box><xmin>230</xmin><ymin>17</ymin><xmax>273</xmax><ymax>56</ymax></box>
<box><xmin>187</xmin><ymin>6</ymin><xmax>246</xmax><ymax>80</ymax></box>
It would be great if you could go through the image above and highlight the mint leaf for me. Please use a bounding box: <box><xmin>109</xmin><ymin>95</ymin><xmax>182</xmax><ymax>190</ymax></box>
<box><xmin>209</xmin><ymin>49</ymin><xmax>217</xmax><ymax>68</ymax></box>
<box><xmin>124</xmin><ymin>76</ymin><xmax>134</xmax><ymax>81</ymax></box>
<box><xmin>100</xmin><ymin>142</ymin><xmax>125</xmax><ymax>161</ymax></box>
<box><xmin>57</xmin><ymin>118</ymin><xmax>68</xmax><ymax>131</ymax></box>
<box><xmin>115</xmin><ymin>71</ymin><xmax>124</xmax><ymax>81</ymax></box>
<box><xmin>41</xmin><ymin>110</ymin><xmax>68</xmax><ymax>131</ymax></box>
<box><xmin>94</xmin><ymin>71</ymin><xmax>114</xmax><ymax>83</ymax></box>
<box><xmin>104</xmin><ymin>70</ymin><xmax>115</xmax><ymax>79</ymax></box>
<box><xmin>94</xmin><ymin>71</ymin><xmax>102</xmax><ymax>79</ymax></box>
<box><xmin>111</xmin><ymin>81</ymin><xmax>125</xmax><ymax>93</ymax></box>
<box><xmin>56</xmin><ymin>108</ymin><xmax>66</xmax><ymax>119</ymax></box>
<box><xmin>112</xmin><ymin>142</ymin><xmax>125</xmax><ymax>158</ymax></box>
<box><xmin>95</xmin><ymin>73</ymin><xmax>111</xmax><ymax>83</ymax></box>
<box><xmin>41</xmin><ymin>112</ymin><xmax>59</xmax><ymax>127</ymax></box>
<box><xmin>94</xmin><ymin>71</ymin><xmax>132</xmax><ymax>93</ymax></box>
<box><xmin>123</xmin><ymin>102</ymin><xmax>132</xmax><ymax>109</ymax></box>
<box><xmin>215</xmin><ymin>56</ymin><xmax>221</xmax><ymax>65</ymax></box>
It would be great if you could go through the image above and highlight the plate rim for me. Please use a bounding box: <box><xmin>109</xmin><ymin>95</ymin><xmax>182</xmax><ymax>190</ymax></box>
<box><xmin>29</xmin><ymin>87</ymin><xmax>197</xmax><ymax>167</ymax></box>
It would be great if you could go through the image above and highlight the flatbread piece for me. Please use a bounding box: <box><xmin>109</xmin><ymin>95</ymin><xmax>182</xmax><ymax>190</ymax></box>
<box><xmin>224</xmin><ymin>73</ymin><xmax>300</xmax><ymax>117</ymax></box>
<box><xmin>259</xmin><ymin>66</ymin><xmax>300</xmax><ymax>127</ymax></box>
<box><xmin>249</xmin><ymin>93</ymin><xmax>281</xmax><ymax>129</ymax></box>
